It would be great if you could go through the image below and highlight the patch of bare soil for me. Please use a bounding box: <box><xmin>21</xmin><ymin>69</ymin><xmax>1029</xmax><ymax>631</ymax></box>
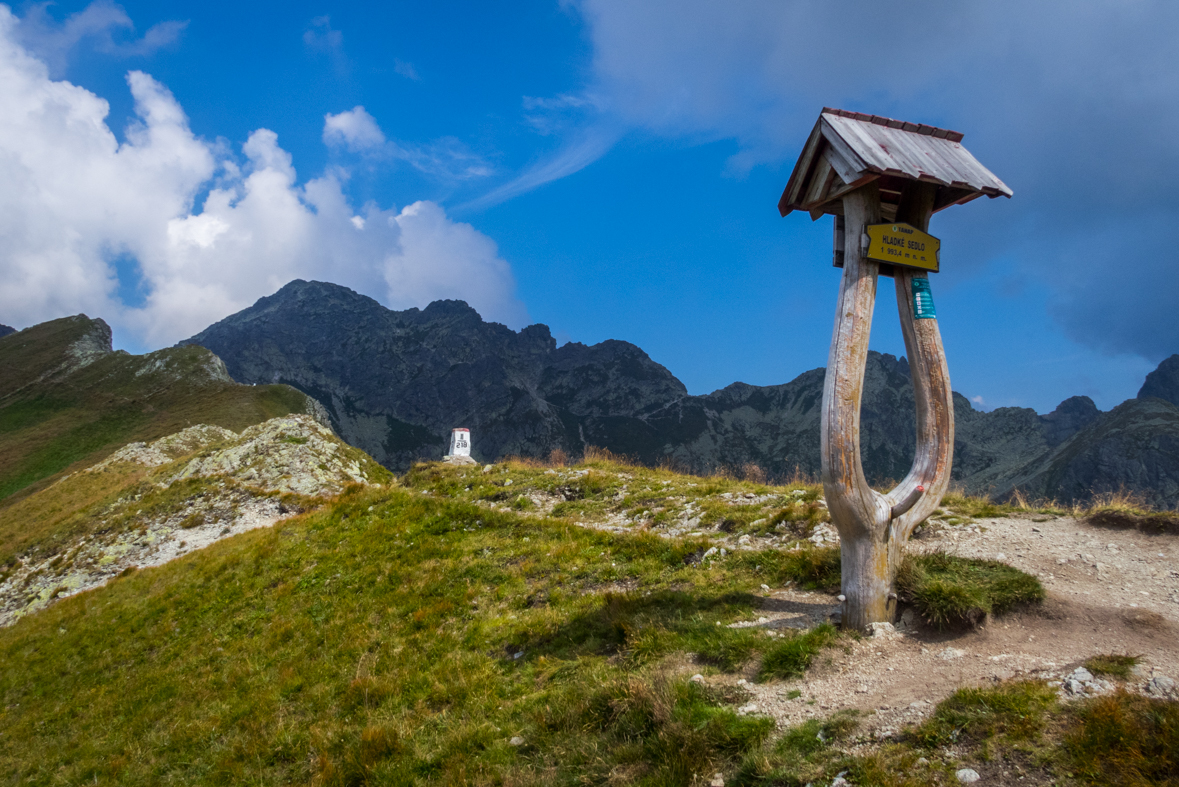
<box><xmin>705</xmin><ymin>512</ymin><xmax>1179</xmax><ymax>742</ymax></box>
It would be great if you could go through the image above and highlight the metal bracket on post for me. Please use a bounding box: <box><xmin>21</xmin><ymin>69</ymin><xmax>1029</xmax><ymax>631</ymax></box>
<box><xmin>832</xmin><ymin>215</ymin><xmax>846</xmax><ymax>268</ymax></box>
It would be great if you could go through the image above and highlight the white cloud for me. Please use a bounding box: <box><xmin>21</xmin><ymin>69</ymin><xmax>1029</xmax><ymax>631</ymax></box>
<box><xmin>302</xmin><ymin>15</ymin><xmax>342</xmax><ymax>52</ymax></box>
<box><xmin>571</xmin><ymin>1</ymin><xmax>1179</xmax><ymax>173</ymax></box>
<box><xmin>522</xmin><ymin>0</ymin><xmax>1179</xmax><ymax>361</ymax></box>
<box><xmin>323</xmin><ymin>105</ymin><xmax>386</xmax><ymax>151</ymax></box>
<box><xmin>323</xmin><ymin>105</ymin><xmax>493</xmax><ymax>180</ymax></box>
<box><xmin>393</xmin><ymin>58</ymin><xmax>419</xmax><ymax>81</ymax></box>
<box><xmin>522</xmin><ymin>94</ymin><xmax>595</xmax><ymax>112</ymax></box>
<box><xmin>16</xmin><ymin>0</ymin><xmax>185</xmax><ymax>75</ymax></box>
<box><xmin>390</xmin><ymin>136</ymin><xmax>494</xmax><ymax>180</ymax></box>
<box><xmin>461</xmin><ymin>123</ymin><xmax>620</xmax><ymax>210</ymax></box>
<box><xmin>0</xmin><ymin>5</ymin><xmax>526</xmax><ymax>348</ymax></box>
<box><xmin>385</xmin><ymin>201</ymin><xmax>526</xmax><ymax>326</ymax></box>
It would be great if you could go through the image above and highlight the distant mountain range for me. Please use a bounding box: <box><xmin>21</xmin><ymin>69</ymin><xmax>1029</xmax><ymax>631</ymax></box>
<box><xmin>181</xmin><ymin>280</ymin><xmax>1179</xmax><ymax>506</ymax></box>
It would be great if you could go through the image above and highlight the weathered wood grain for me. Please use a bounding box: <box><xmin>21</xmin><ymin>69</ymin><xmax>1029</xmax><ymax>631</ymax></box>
<box><xmin>822</xmin><ymin>144</ymin><xmax>860</xmax><ymax>186</ymax></box>
<box><xmin>821</xmin><ymin>180</ymin><xmax>954</xmax><ymax>632</ymax></box>
<box><xmin>803</xmin><ymin>156</ymin><xmax>836</xmax><ymax>208</ymax></box>
<box><xmin>889</xmin><ymin>182</ymin><xmax>954</xmax><ymax>550</ymax></box>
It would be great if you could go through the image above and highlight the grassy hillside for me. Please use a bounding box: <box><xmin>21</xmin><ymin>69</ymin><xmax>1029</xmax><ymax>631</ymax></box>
<box><xmin>0</xmin><ymin>450</ymin><xmax>1078</xmax><ymax>786</ymax></box>
<box><xmin>0</xmin><ymin>466</ymin><xmax>807</xmax><ymax>784</ymax></box>
<box><xmin>0</xmin><ymin>316</ymin><xmax>316</xmax><ymax>503</ymax></box>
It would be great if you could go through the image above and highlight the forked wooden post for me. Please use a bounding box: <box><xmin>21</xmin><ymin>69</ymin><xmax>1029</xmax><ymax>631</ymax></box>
<box><xmin>822</xmin><ymin>181</ymin><xmax>953</xmax><ymax>629</ymax></box>
<box><xmin>779</xmin><ymin>109</ymin><xmax>1011</xmax><ymax>631</ymax></box>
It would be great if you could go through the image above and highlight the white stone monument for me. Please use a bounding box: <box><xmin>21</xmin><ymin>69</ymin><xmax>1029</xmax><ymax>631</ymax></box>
<box><xmin>443</xmin><ymin>427</ymin><xmax>475</xmax><ymax>465</ymax></box>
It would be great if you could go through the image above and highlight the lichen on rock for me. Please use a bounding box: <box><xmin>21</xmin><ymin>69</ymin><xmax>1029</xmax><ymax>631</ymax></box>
<box><xmin>172</xmin><ymin>415</ymin><xmax>381</xmax><ymax>496</ymax></box>
<box><xmin>89</xmin><ymin>424</ymin><xmax>238</xmax><ymax>471</ymax></box>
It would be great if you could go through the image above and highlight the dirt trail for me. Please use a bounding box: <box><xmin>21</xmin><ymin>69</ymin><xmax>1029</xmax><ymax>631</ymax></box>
<box><xmin>715</xmin><ymin>512</ymin><xmax>1179</xmax><ymax>737</ymax></box>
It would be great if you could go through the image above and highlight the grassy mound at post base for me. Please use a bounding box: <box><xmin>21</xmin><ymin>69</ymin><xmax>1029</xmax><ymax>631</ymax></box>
<box><xmin>897</xmin><ymin>552</ymin><xmax>1045</xmax><ymax>630</ymax></box>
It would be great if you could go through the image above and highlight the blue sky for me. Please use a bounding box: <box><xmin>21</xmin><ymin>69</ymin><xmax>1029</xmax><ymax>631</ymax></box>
<box><xmin>2</xmin><ymin>1</ymin><xmax>1177</xmax><ymax>414</ymax></box>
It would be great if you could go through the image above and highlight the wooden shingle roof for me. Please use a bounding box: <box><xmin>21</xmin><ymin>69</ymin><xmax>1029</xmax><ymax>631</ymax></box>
<box><xmin>779</xmin><ymin>108</ymin><xmax>1012</xmax><ymax>219</ymax></box>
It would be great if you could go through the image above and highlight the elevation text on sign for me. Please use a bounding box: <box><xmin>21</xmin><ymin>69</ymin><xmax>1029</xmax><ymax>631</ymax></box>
<box><xmin>865</xmin><ymin>223</ymin><xmax>940</xmax><ymax>272</ymax></box>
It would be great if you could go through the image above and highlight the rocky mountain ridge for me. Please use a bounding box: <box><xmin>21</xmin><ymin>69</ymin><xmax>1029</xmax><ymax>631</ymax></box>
<box><xmin>181</xmin><ymin>280</ymin><xmax>1179</xmax><ymax>505</ymax></box>
<box><xmin>0</xmin><ymin>314</ymin><xmax>326</xmax><ymax>503</ymax></box>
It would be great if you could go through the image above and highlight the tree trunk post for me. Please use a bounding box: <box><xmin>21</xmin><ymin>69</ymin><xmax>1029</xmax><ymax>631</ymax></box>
<box><xmin>821</xmin><ymin>180</ymin><xmax>955</xmax><ymax>632</ymax></box>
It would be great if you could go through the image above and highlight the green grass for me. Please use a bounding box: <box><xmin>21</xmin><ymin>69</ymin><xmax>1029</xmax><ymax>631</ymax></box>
<box><xmin>0</xmin><ymin>480</ymin><xmax>842</xmax><ymax>785</ymax></box>
<box><xmin>406</xmin><ymin>460</ymin><xmax>1042</xmax><ymax>636</ymax></box>
<box><xmin>730</xmin><ymin>707</ymin><xmax>999</xmax><ymax>787</ymax></box>
<box><xmin>402</xmin><ymin>457</ymin><xmax>829</xmax><ymax>545</ymax></box>
<box><xmin>734</xmin><ymin>544</ymin><xmax>841</xmax><ymax>592</ymax></box>
<box><xmin>758</xmin><ymin>623</ymin><xmax>839</xmax><ymax>681</ymax></box>
<box><xmin>0</xmin><ymin>446</ymin><xmax>324</xmax><ymax>568</ymax></box>
<box><xmin>913</xmin><ymin>680</ymin><xmax>1057</xmax><ymax>755</ymax></box>
<box><xmin>0</xmin><ymin>442</ymin><xmax>1166</xmax><ymax>785</ymax></box>
<box><xmin>897</xmin><ymin>551</ymin><xmax>1045</xmax><ymax>629</ymax></box>
<box><xmin>734</xmin><ymin>679</ymin><xmax>1179</xmax><ymax>787</ymax></box>
<box><xmin>1062</xmin><ymin>690</ymin><xmax>1179</xmax><ymax>786</ymax></box>
<box><xmin>1084</xmin><ymin>654</ymin><xmax>1142</xmax><ymax>681</ymax></box>
<box><xmin>940</xmin><ymin>492</ymin><xmax>1018</xmax><ymax>520</ymax></box>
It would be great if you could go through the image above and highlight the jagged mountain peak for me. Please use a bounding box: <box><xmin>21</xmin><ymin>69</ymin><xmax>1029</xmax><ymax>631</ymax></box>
<box><xmin>1137</xmin><ymin>353</ymin><xmax>1179</xmax><ymax>408</ymax></box>
<box><xmin>182</xmin><ymin>281</ymin><xmax>687</xmax><ymax>468</ymax></box>
<box><xmin>1039</xmin><ymin>395</ymin><xmax>1102</xmax><ymax>448</ymax></box>
<box><xmin>418</xmin><ymin>298</ymin><xmax>484</xmax><ymax>321</ymax></box>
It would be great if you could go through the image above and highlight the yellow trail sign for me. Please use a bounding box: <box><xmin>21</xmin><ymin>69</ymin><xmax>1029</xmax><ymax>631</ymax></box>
<box><xmin>865</xmin><ymin>223</ymin><xmax>940</xmax><ymax>272</ymax></box>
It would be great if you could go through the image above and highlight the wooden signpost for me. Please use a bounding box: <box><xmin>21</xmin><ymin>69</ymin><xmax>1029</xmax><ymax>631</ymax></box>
<box><xmin>779</xmin><ymin>108</ymin><xmax>1012</xmax><ymax>631</ymax></box>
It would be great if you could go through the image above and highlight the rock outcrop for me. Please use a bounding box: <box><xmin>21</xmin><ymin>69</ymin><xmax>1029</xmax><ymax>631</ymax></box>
<box><xmin>1138</xmin><ymin>354</ymin><xmax>1179</xmax><ymax>407</ymax></box>
<box><xmin>183</xmin><ymin>280</ymin><xmax>1179</xmax><ymax>505</ymax></box>
<box><xmin>1</xmin><ymin>414</ymin><xmax>389</xmax><ymax>627</ymax></box>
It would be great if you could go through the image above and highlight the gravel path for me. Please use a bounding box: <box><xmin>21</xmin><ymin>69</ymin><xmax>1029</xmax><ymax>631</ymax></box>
<box><xmin>710</xmin><ymin>512</ymin><xmax>1179</xmax><ymax>739</ymax></box>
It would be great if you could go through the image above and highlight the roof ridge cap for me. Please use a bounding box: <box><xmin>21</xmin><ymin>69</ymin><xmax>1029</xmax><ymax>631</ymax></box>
<box><xmin>821</xmin><ymin>107</ymin><xmax>964</xmax><ymax>143</ymax></box>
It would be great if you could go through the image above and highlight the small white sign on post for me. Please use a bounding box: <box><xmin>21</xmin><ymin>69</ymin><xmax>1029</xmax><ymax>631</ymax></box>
<box><xmin>447</xmin><ymin>428</ymin><xmax>471</xmax><ymax>458</ymax></box>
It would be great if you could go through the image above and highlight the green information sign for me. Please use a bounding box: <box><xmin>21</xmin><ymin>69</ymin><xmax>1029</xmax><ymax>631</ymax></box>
<box><xmin>912</xmin><ymin>278</ymin><xmax>936</xmax><ymax>319</ymax></box>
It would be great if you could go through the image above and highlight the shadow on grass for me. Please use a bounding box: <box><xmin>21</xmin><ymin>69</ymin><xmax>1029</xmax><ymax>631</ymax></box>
<box><xmin>522</xmin><ymin>589</ymin><xmax>762</xmax><ymax>668</ymax></box>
